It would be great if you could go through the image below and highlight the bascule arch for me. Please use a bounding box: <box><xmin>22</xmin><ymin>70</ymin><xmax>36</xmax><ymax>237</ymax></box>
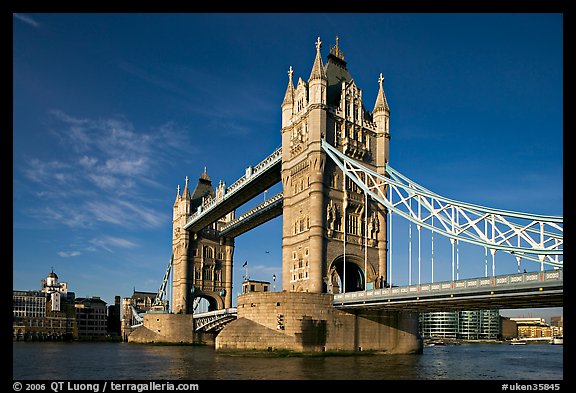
<box><xmin>329</xmin><ymin>254</ymin><xmax>375</xmax><ymax>294</ymax></box>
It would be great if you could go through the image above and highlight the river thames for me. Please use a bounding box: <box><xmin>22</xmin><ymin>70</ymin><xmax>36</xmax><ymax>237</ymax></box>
<box><xmin>13</xmin><ymin>341</ymin><xmax>563</xmax><ymax>383</ymax></box>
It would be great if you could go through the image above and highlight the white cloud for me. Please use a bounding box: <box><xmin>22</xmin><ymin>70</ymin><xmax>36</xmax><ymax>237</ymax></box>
<box><xmin>104</xmin><ymin>157</ymin><xmax>147</xmax><ymax>176</ymax></box>
<box><xmin>89</xmin><ymin>236</ymin><xmax>138</xmax><ymax>253</ymax></box>
<box><xmin>85</xmin><ymin>201</ymin><xmax>126</xmax><ymax>226</ymax></box>
<box><xmin>115</xmin><ymin>199</ymin><xmax>165</xmax><ymax>228</ymax></box>
<box><xmin>16</xmin><ymin>110</ymin><xmax>199</xmax><ymax>260</ymax></box>
<box><xmin>79</xmin><ymin>156</ymin><xmax>98</xmax><ymax>168</ymax></box>
<box><xmin>23</xmin><ymin>159</ymin><xmax>70</xmax><ymax>184</ymax></box>
<box><xmin>32</xmin><ymin>206</ymin><xmax>90</xmax><ymax>229</ymax></box>
<box><xmin>87</xmin><ymin>173</ymin><xmax>121</xmax><ymax>190</ymax></box>
<box><xmin>14</xmin><ymin>13</ymin><xmax>39</xmax><ymax>28</ymax></box>
<box><xmin>58</xmin><ymin>251</ymin><xmax>81</xmax><ymax>258</ymax></box>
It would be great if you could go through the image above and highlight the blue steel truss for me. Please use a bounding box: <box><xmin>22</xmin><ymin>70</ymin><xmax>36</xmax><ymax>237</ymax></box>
<box><xmin>321</xmin><ymin>139</ymin><xmax>563</xmax><ymax>269</ymax></box>
<box><xmin>184</xmin><ymin>146</ymin><xmax>282</xmax><ymax>230</ymax></box>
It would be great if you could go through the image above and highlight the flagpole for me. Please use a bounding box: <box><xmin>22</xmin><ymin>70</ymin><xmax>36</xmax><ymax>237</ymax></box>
<box><xmin>242</xmin><ymin>261</ymin><xmax>248</xmax><ymax>281</ymax></box>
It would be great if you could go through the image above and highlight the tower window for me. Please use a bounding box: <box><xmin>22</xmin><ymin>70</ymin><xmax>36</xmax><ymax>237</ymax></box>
<box><xmin>347</xmin><ymin>214</ymin><xmax>359</xmax><ymax>235</ymax></box>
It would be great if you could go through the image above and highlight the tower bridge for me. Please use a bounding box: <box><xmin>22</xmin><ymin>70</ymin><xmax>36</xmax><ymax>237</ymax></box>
<box><xmin>127</xmin><ymin>37</ymin><xmax>562</xmax><ymax>353</ymax></box>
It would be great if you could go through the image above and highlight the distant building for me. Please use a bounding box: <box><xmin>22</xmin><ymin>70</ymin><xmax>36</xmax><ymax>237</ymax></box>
<box><xmin>13</xmin><ymin>270</ymin><xmax>77</xmax><ymax>341</ymax></box>
<box><xmin>75</xmin><ymin>297</ymin><xmax>108</xmax><ymax>338</ymax></box>
<box><xmin>458</xmin><ymin>310</ymin><xmax>500</xmax><ymax>340</ymax></box>
<box><xmin>550</xmin><ymin>316</ymin><xmax>563</xmax><ymax>337</ymax></box>
<box><xmin>121</xmin><ymin>290</ymin><xmax>157</xmax><ymax>341</ymax></box>
<box><xmin>511</xmin><ymin>317</ymin><xmax>555</xmax><ymax>339</ymax></box>
<box><xmin>420</xmin><ymin>312</ymin><xmax>459</xmax><ymax>338</ymax></box>
<box><xmin>500</xmin><ymin>317</ymin><xmax>518</xmax><ymax>340</ymax></box>
<box><xmin>14</xmin><ymin>270</ymin><xmax>120</xmax><ymax>341</ymax></box>
<box><xmin>419</xmin><ymin>310</ymin><xmax>500</xmax><ymax>340</ymax></box>
<box><xmin>510</xmin><ymin>317</ymin><xmax>546</xmax><ymax>325</ymax></box>
<box><xmin>41</xmin><ymin>269</ymin><xmax>70</xmax><ymax>312</ymax></box>
<box><xmin>107</xmin><ymin>295</ymin><xmax>122</xmax><ymax>337</ymax></box>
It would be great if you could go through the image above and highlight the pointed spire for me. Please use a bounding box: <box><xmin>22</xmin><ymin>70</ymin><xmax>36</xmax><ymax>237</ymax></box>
<box><xmin>174</xmin><ymin>184</ymin><xmax>181</xmax><ymax>206</ymax></box>
<box><xmin>182</xmin><ymin>175</ymin><xmax>191</xmax><ymax>200</ymax></box>
<box><xmin>373</xmin><ymin>73</ymin><xmax>390</xmax><ymax>112</ymax></box>
<box><xmin>282</xmin><ymin>66</ymin><xmax>295</xmax><ymax>106</ymax></box>
<box><xmin>330</xmin><ymin>35</ymin><xmax>345</xmax><ymax>61</ymax></box>
<box><xmin>309</xmin><ymin>36</ymin><xmax>326</xmax><ymax>81</ymax></box>
<box><xmin>200</xmin><ymin>167</ymin><xmax>211</xmax><ymax>181</ymax></box>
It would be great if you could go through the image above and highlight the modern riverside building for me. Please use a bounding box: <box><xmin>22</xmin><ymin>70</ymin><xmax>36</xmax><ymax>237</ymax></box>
<box><xmin>419</xmin><ymin>310</ymin><xmax>501</xmax><ymax>340</ymax></box>
<box><xmin>458</xmin><ymin>310</ymin><xmax>501</xmax><ymax>340</ymax></box>
<box><xmin>420</xmin><ymin>312</ymin><xmax>459</xmax><ymax>338</ymax></box>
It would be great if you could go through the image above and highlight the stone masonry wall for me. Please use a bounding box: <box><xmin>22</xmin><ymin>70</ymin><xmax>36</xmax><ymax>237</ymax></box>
<box><xmin>216</xmin><ymin>292</ymin><xmax>422</xmax><ymax>354</ymax></box>
<box><xmin>128</xmin><ymin>314</ymin><xmax>195</xmax><ymax>344</ymax></box>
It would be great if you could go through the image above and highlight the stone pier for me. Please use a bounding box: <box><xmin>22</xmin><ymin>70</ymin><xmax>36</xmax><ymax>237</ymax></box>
<box><xmin>216</xmin><ymin>292</ymin><xmax>423</xmax><ymax>354</ymax></box>
<box><xmin>127</xmin><ymin>314</ymin><xmax>215</xmax><ymax>345</ymax></box>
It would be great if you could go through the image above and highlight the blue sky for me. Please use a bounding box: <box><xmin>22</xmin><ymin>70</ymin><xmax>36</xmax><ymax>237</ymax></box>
<box><xmin>12</xmin><ymin>13</ymin><xmax>563</xmax><ymax>319</ymax></box>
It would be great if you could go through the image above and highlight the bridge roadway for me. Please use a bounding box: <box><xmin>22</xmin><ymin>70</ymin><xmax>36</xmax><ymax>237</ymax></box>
<box><xmin>189</xmin><ymin>269</ymin><xmax>562</xmax><ymax>333</ymax></box>
<box><xmin>193</xmin><ymin>308</ymin><xmax>238</xmax><ymax>332</ymax></box>
<box><xmin>184</xmin><ymin>147</ymin><xmax>281</xmax><ymax>233</ymax></box>
<box><xmin>333</xmin><ymin>269</ymin><xmax>563</xmax><ymax>312</ymax></box>
<box><xmin>219</xmin><ymin>192</ymin><xmax>283</xmax><ymax>238</ymax></box>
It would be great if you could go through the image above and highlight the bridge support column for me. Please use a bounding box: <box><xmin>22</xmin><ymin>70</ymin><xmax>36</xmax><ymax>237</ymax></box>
<box><xmin>378</xmin><ymin>209</ymin><xmax>388</xmax><ymax>286</ymax></box>
<box><xmin>172</xmin><ymin>230</ymin><xmax>191</xmax><ymax>315</ymax></box>
<box><xmin>222</xmin><ymin>237</ymin><xmax>234</xmax><ymax>308</ymax></box>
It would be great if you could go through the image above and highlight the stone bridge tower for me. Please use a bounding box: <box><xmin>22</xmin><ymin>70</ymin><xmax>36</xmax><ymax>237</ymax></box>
<box><xmin>280</xmin><ymin>37</ymin><xmax>391</xmax><ymax>294</ymax></box>
<box><xmin>171</xmin><ymin>171</ymin><xmax>235</xmax><ymax>314</ymax></box>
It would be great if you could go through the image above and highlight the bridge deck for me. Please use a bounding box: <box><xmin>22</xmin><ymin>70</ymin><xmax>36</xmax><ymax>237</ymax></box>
<box><xmin>184</xmin><ymin>147</ymin><xmax>281</xmax><ymax>233</ymax></box>
<box><xmin>333</xmin><ymin>269</ymin><xmax>563</xmax><ymax>312</ymax></box>
<box><xmin>219</xmin><ymin>192</ymin><xmax>283</xmax><ymax>238</ymax></box>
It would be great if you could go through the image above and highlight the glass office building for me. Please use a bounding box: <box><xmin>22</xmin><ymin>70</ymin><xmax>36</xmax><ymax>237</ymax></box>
<box><xmin>420</xmin><ymin>310</ymin><xmax>500</xmax><ymax>339</ymax></box>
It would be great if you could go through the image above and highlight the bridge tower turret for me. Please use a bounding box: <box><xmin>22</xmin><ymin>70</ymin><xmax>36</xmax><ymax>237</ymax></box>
<box><xmin>372</xmin><ymin>73</ymin><xmax>391</xmax><ymax>282</ymax></box>
<box><xmin>171</xmin><ymin>172</ymin><xmax>235</xmax><ymax>314</ymax></box>
<box><xmin>172</xmin><ymin>177</ymin><xmax>192</xmax><ymax>314</ymax></box>
<box><xmin>281</xmin><ymin>36</ymin><xmax>389</xmax><ymax>294</ymax></box>
<box><xmin>281</xmin><ymin>66</ymin><xmax>295</xmax><ymax>129</ymax></box>
<box><xmin>373</xmin><ymin>72</ymin><xmax>391</xmax><ymax>167</ymax></box>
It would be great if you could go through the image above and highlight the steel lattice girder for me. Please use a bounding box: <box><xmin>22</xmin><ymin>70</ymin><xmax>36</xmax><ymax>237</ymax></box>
<box><xmin>321</xmin><ymin>139</ymin><xmax>562</xmax><ymax>268</ymax></box>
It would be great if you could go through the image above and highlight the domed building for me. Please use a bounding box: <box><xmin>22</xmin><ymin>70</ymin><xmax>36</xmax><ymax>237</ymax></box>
<box><xmin>41</xmin><ymin>269</ymin><xmax>69</xmax><ymax>312</ymax></box>
<box><xmin>13</xmin><ymin>269</ymin><xmax>77</xmax><ymax>341</ymax></box>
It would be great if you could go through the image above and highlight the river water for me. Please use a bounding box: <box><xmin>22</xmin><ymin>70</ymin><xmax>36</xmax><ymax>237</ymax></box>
<box><xmin>13</xmin><ymin>341</ymin><xmax>563</xmax><ymax>382</ymax></box>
